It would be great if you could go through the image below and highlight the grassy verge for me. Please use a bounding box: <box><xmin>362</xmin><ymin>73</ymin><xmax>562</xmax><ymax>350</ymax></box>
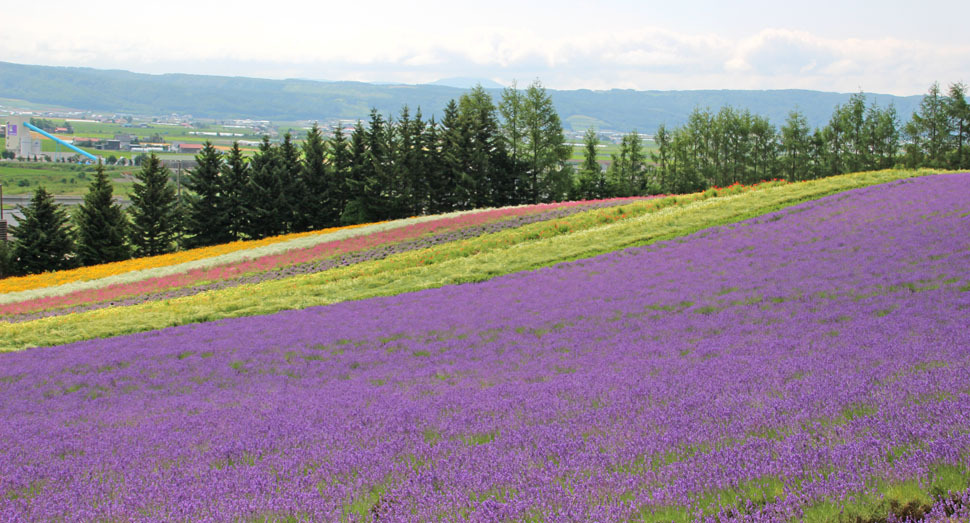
<box><xmin>0</xmin><ymin>169</ymin><xmax>940</xmax><ymax>350</ymax></box>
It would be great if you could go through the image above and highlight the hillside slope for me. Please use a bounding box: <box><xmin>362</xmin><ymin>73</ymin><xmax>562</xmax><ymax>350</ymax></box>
<box><xmin>0</xmin><ymin>61</ymin><xmax>922</xmax><ymax>130</ymax></box>
<box><xmin>0</xmin><ymin>169</ymin><xmax>945</xmax><ymax>350</ymax></box>
<box><xmin>0</xmin><ymin>171</ymin><xmax>967</xmax><ymax>521</ymax></box>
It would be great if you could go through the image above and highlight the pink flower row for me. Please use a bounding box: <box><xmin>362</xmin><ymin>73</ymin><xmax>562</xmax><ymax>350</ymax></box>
<box><xmin>2</xmin><ymin>199</ymin><xmax>642</xmax><ymax>316</ymax></box>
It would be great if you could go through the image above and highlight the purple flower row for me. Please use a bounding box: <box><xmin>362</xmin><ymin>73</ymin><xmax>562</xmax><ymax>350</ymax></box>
<box><xmin>1</xmin><ymin>174</ymin><xmax>968</xmax><ymax>521</ymax></box>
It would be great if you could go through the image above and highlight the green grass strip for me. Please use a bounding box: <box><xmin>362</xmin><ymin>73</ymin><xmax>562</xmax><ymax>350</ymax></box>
<box><xmin>0</xmin><ymin>168</ymin><xmax>941</xmax><ymax>350</ymax></box>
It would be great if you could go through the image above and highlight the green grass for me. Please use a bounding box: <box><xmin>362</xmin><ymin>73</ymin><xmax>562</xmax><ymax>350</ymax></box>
<box><xmin>0</xmin><ymin>168</ymin><xmax>942</xmax><ymax>351</ymax></box>
<box><xmin>801</xmin><ymin>464</ymin><xmax>970</xmax><ymax>522</ymax></box>
<box><xmin>0</xmin><ymin>162</ymin><xmax>134</xmax><ymax>196</ymax></box>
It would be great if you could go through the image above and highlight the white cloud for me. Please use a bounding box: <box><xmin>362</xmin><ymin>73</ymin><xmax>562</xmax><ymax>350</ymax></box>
<box><xmin>1</xmin><ymin>8</ymin><xmax>967</xmax><ymax>96</ymax></box>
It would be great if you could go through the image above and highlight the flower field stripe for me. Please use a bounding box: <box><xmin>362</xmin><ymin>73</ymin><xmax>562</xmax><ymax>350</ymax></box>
<box><xmin>0</xmin><ymin>193</ymin><xmax>709</xmax><ymax>348</ymax></box>
<box><xmin>0</xmin><ymin>201</ymin><xmax>622</xmax><ymax>305</ymax></box>
<box><xmin>0</xmin><ymin>224</ymin><xmax>351</xmax><ymax>294</ymax></box>
<box><xmin>1</xmin><ymin>172</ymin><xmax>968</xmax><ymax>520</ymax></box>
<box><xmin>0</xmin><ymin>168</ymin><xmax>941</xmax><ymax>350</ymax></box>
<box><xmin>1</xmin><ymin>199</ymin><xmax>648</xmax><ymax>320</ymax></box>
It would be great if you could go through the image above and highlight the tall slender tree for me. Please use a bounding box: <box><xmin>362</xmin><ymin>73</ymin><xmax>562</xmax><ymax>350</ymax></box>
<box><xmin>76</xmin><ymin>162</ymin><xmax>130</xmax><ymax>265</ymax></box>
<box><xmin>242</xmin><ymin>137</ymin><xmax>284</xmax><ymax>239</ymax></box>
<box><xmin>947</xmin><ymin>82</ymin><xmax>970</xmax><ymax>169</ymax></box>
<box><xmin>651</xmin><ymin>124</ymin><xmax>671</xmax><ymax>193</ymax></box>
<box><xmin>129</xmin><ymin>154</ymin><xmax>179</xmax><ymax>257</ymax></box>
<box><xmin>299</xmin><ymin>123</ymin><xmax>330</xmax><ymax>230</ymax></box>
<box><xmin>10</xmin><ymin>186</ymin><xmax>75</xmax><ymax>274</ymax></box>
<box><xmin>522</xmin><ymin>80</ymin><xmax>571</xmax><ymax>202</ymax></box>
<box><xmin>221</xmin><ymin>142</ymin><xmax>249</xmax><ymax>241</ymax></box>
<box><xmin>904</xmin><ymin>82</ymin><xmax>951</xmax><ymax>168</ymax></box>
<box><xmin>341</xmin><ymin>121</ymin><xmax>372</xmax><ymax>225</ymax></box>
<box><xmin>183</xmin><ymin>142</ymin><xmax>231</xmax><ymax>248</ymax></box>
<box><xmin>499</xmin><ymin>80</ymin><xmax>527</xmax><ymax>203</ymax></box>
<box><xmin>439</xmin><ymin>100</ymin><xmax>468</xmax><ymax>211</ymax></box>
<box><xmin>780</xmin><ymin>110</ymin><xmax>811</xmax><ymax>181</ymax></box>
<box><xmin>575</xmin><ymin>127</ymin><xmax>605</xmax><ymax>199</ymax></box>
<box><xmin>328</xmin><ymin>125</ymin><xmax>351</xmax><ymax>226</ymax></box>
<box><xmin>458</xmin><ymin>86</ymin><xmax>508</xmax><ymax>208</ymax></box>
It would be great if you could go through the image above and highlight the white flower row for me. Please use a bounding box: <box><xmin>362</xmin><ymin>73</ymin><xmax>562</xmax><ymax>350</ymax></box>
<box><xmin>1</xmin><ymin>207</ymin><xmax>497</xmax><ymax>305</ymax></box>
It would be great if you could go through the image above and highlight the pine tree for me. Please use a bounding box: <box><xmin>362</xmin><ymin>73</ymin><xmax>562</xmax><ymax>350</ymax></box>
<box><xmin>904</xmin><ymin>82</ymin><xmax>951</xmax><ymax>168</ymax></box>
<box><xmin>780</xmin><ymin>110</ymin><xmax>811</xmax><ymax>181</ymax></box>
<box><xmin>750</xmin><ymin>115</ymin><xmax>777</xmax><ymax>183</ymax></box>
<box><xmin>365</xmin><ymin>110</ymin><xmax>395</xmax><ymax>220</ymax></box>
<box><xmin>439</xmin><ymin>99</ymin><xmax>468</xmax><ymax>211</ymax></box>
<box><xmin>394</xmin><ymin>106</ymin><xmax>427</xmax><ymax>217</ymax></box>
<box><xmin>867</xmin><ymin>104</ymin><xmax>900</xmax><ymax>170</ymax></box>
<box><xmin>11</xmin><ymin>186</ymin><xmax>75</xmax><ymax>274</ymax></box>
<box><xmin>242</xmin><ymin>137</ymin><xmax>283</xmax><ymax>239</ymax></box>
<box><xmin>458</xmin><ymin>86</ymin><xmax>507</xmax><ymax>208</ymax></box>
<box><xmin>576</xmin><ymin>127</ymin><xmax>605</xmax><ymax>199</ymax></box>
<box><xmin>0</xmin><ymin>240</ymin><xmax>15</xmax><ymax>279</ymax></box>
<box><xmin>277</xmin><ymin>133</ymin><xmax>303</xmax><ymax>232</ymax></box>
<box><xmin>221</xmin><ymin>142</ymin><xmax>249</xmax><ymax>241</ymax></box>
<box><xmin>128</xmin><ymin>153</ymin><xmax>179</xmax><ymax>257</ymax></box>
<box><xmin>499</xmin><ymin>80</ymin><xmax>528</xmax><ymax>203</ymax></box>
<box><xmin>299</xmin><ymin>124</ymin><xmax>330</xmax><ymax>231</ymax></box>
<box><xmin>183</xmin><ymin>142</ymin><xmax>231</xmax><ymax>248</ymax></box>
<box><xmin>947</xmin><ymin>82</ymin><xmax>970</xmax><ymax>169</ymax></box>
<box><xmin>76</xmin><ymin>162</ymin><xmax>130</xmax><ymax>265</ymax></box>
<box><xmin>328</xmin><ymin>125</ymin><xmax>351</xmax><ymax>226</ymax></box>
<box><xmin>651</xmin><ymin>124</ymin><xmax>671</xmax><ymax>193</ymax></box>
<box><xmin>341</xmin><ymin>121</ymin><xmax>372</xmax><ymax>225</ymax></box>
<box><xmin>522</xmin><ymin>80</ymin><xmax>571</xmax><ymax>202</ymax></box>
<box><xmin>422</xmin><ymin>118</ymin><xmax>449</xmax><ymax>215</ymax></box>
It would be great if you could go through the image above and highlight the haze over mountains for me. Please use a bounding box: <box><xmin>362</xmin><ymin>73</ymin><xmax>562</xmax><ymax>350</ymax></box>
<box><xmin>0</xmin><ymin>61</ymin><xmax>924</xmax><ymax>133</ymax></box>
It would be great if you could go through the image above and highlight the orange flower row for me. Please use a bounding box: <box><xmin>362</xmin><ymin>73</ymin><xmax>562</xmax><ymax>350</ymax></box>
<box><xmin>0</xmin><ymin>223</ymin><xmax>372</xmax><ymax>294</ymax></box>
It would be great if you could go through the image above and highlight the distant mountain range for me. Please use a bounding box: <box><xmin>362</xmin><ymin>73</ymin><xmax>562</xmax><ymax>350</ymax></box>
<box><xmin>0</xmin><ymin>61</ymin><xmax>924</xmax><ymax>133</ymax></box>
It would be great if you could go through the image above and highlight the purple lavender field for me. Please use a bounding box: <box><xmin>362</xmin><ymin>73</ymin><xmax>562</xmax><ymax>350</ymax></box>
<box><xmin>2</xmin><ymin>174</ymin><xmax>970</xmax><ymax>521</ymax></box>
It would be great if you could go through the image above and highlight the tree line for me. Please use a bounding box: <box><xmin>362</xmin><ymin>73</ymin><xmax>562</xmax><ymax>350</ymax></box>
<box><xmin>1</xmin><ymin>81</ymin><xmax>967</xmax><ymax>278</ymax></box>
<box><xmin>571</xmin><ymin>82</ymin><xmax>969</xmax><ymax>198</ymax></box>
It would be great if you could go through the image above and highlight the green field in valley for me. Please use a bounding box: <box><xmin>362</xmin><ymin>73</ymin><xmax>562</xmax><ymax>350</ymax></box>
<box><xmin>0</xmin><ymin>162</ymin><xmax>135</xmax><ymax>196</ymax></box>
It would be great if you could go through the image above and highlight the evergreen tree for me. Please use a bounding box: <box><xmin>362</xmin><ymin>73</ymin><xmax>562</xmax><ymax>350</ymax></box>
<box><xmin>608</xmin><ymin>130</ymin><xmax>646</xmax><ymax>195</ymax></box>
<box><xmin>750</xmin><ymin>115</ymin><xmax>777</xmax><ymax>183</ymax></box>
<box><xmin>242</xmin><ymin>137</ymin><xmax>284</xmax><ymax>239</ymax></box>
<box><xmin>183</xmin><ymin>142</ymin><xmax>231</xmax><ymax>248</ymax></box>
<box><xmin>391</xmin><ymin>107</ymin><xmax>416</xmax><ymax>218</ymax></box>
<box><xmin>128</xmin><ymin>154</ymin><xmax>179</xmax><ymax>257</ymax></box>
<box><xmin>458</xmin><ymin>86</ymin><xmax>508</xmax><ymax>208</ymax></box>
<box><xmin>393</xmin><ymin>106</ymin><xmax>428</xmax><ymax>216</ymax></box>
<box><xmin>522</xmin><ymin>80</ymin><xmax>571</xmax><ymax>202</ymax></box>
<box><xmin>277</xmin><ymin>133</ymin><xmax>303</xmax><ymax>232</ymax></box>
<box><xmin>0</xmin><ymin>240</ymin><xmax>15</xmax><ymax>279</ymax></box>
<box><xmin>422</xmin><ymin>118</ymin><xmax>449</xmax><ymax>215</ymax></box>
<box><xmin>221</xmin><ymin>142</ymin><xmax>249</xmax><ymax>241</ymax></box>
<box><xmin>341</xmin><ymin>121</ymin><xmax>372</xmax><ymax>225</ymax></box>
<box><xmin>10</xmin><ymin>186</ymin><xmax>75</xmax><ymax>274</ymax></box>
<box><xmin>867</xmin><ymin>104</ymin><xmax>900</xmax><ymax>170</ymax></box>
<box><xmin>439</xmin><ymin>100</ymin><xmax>468</xmax><ymax>211</ymax></box>
<box><xmin>328</xmin><ymin>125</ymin><xmax>351</xmax><ymax>226</ymax></box>
<box><xmin>76</xmin><ymin>162</ymin><xmax>130</xmax><ymax>265</ymax></box>
<box><xmin>298</xmin><ymin>124</ymin><xmax>330</xmax><ymax>230</ymax></box>
<box><xmin>904</xmin><ymin>82</ymin><xmax>951</xmax><ymax>168</ymax></box>
<box><xmin>499</xmin><ymin>80</ymin><xmax>528</xmax><ymax>204</ymax></box>
<box><xmin>576</xmin><ymin>127</ymin><xmax>605</xmax><ymax>199</ymax></box>
<box><xmin>651</xmin><ymin>124</ymin><xmax>671</xmax><ymax>193</ymax></box>
<box><xmin>947</xmin><ymin>82</ymin><xmax>970</xmax><ymax>169</ymax></box>
<box><xmin>364</xmin><ymin>110</ymin><xmax>395</xmax><ymax>220</ymax></box>
<box><xmin>779</xmin><ymin>110</ymin><xmax>811</xmax><ymax>181</ymax></box>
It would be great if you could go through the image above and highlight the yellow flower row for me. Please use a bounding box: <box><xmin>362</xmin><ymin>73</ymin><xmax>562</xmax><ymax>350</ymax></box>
<box><xmin>0</xmin><ymin>223</ymin><xmax>373</xmax><ymax>294</ymax></box>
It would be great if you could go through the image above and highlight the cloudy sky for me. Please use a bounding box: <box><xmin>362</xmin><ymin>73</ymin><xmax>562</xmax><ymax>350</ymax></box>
<box><xmin>3</xmin><ymin>0</ymin><xmax>968</xmax><ymax>95</ymax></box>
